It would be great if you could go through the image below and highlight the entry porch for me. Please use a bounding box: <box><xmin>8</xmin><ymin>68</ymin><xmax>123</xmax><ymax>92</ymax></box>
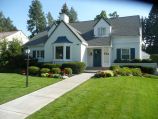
<box><xmin>87</xmin><ymin>46</ymin><xmax>111</xmax><ymax>67</ymax></box>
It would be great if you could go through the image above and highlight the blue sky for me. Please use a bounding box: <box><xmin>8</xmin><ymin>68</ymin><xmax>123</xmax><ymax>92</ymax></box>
<box><xmin>0</xmin><ymin>0</ymin><xmax>152</xmax><ymax>36</ymax></box>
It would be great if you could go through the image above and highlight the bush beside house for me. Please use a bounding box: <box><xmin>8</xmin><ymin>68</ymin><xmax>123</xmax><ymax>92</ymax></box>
<box><xmin>62</xmin><ymin>62</ymin><xmax>86</xmax><ymax>74</ymax></box>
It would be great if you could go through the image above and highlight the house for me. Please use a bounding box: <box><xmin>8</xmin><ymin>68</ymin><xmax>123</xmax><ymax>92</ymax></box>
<box><xmin>0</xmin><ymin>30</ymin><xmax>29</xmax><ymax>44</ymax></box>
<box><xmin>25</xmin><ymin>13</ymin><xmax>143</xmax><ymax>67</ymax></box>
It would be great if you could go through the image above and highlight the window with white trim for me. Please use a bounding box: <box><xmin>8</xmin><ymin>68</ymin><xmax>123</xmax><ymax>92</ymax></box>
<box><xmin>55</xmin><ymin>45</ymin><xmax>71</xmax><ymax>60</ymax></box>
<box><xmin>121</xmin><ymin>49</ymin><xmax>130</xmax><ymax>60</ymax></box>
<box><xmin>32</xmin><ymin>50</ymin><xmax>44</xmax><ymax>58</ymax></box>
<box><xmin>98</xmin><ymin>27</ymin><xmax>106</xmax><ymax>36</ymax></box>
<box><xmin>55</xmin><ymin>46</ymin><xmax>63</xmax><ymax>59</ymax></box>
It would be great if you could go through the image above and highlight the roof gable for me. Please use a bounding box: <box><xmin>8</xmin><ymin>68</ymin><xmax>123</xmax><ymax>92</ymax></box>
<box><xmin>93</xmin><ymin>18</ymin><xmax>111</xmax><ymax>27</ymax></box>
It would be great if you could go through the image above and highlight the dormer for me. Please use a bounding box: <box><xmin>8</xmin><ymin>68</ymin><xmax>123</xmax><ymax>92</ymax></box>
<box><xmin>94</xmin><ymin>18</ymin><xmax>111</xmax><ymax>37</ymax></box>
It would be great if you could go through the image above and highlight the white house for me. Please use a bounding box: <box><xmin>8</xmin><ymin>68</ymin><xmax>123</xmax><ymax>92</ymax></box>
<box><xmin>0</xmin><ymin>30</ymin><xmax>29</xmax><ymax>44</ymax></box>
<box><xmin>25</xmin><ymin>13</ymin><xmax>145</xmax><ymax>67</ymax></box>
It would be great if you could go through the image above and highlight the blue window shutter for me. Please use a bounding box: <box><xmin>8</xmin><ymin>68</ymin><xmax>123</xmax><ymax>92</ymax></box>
<box><xmin>117</xmin><ymin>49</ymin><xmax>121</xmax><ymax>60</ymax></box>
<box><xmin>130</xmin><ymin>48</ymin><xmax>135</xmax><ymax>59</ymax></box>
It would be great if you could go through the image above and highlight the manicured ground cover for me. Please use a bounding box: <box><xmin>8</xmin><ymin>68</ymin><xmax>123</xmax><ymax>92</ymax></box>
<box><xmin>0</xmin><ymin>73</ymin><xmax>61</xmax><ymax>104</ymax></box>
<box><xmin>28</xmin><ymin>76</ymin><xmax>158</xmax><ymax>119</ymax></box>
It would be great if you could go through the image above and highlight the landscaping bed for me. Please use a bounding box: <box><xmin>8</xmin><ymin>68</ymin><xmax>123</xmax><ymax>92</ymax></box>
<box><xmin>27</xmin><ymin>76</ymin><xmax>158</xmax><ymax>119</ymax></box>
<box><xmin>0</xmin><ymin>73</ymin><xmax>61</xmax><ymax>104</ymax></box>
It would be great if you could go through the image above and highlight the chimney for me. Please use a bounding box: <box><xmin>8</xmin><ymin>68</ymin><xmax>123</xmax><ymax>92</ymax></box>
<box><xmin>59</xmin><ymin>13</ymin><xmax>69</xmax><ymax>23</ymax></box>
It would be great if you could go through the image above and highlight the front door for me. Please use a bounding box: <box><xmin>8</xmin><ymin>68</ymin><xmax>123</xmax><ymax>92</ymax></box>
<box><xmin>93</xmin><ymin>49</ymin><xmax>101</xmax><ymax>67</ymax></box>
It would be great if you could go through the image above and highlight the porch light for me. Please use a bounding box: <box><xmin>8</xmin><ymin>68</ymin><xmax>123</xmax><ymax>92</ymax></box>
<box><xmin>25</xmin><ymin>48</ymin><xmax>30</xmax><ymax>87</ymax></box>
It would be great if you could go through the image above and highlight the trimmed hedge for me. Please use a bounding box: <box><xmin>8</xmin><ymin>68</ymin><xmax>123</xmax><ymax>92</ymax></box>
<box><xmin>43</xmin><ymin>63</ymin><xmax>61</xmax><ymax>69</ymax></box>
<box><xmin>150</xmin><ymin>54</ymin><xmax>158</xmax><ymax>63</ymax></box>
<box><xmin>40</xmin><ymin>68</ymin><xmax>50</xmax><ymax>73</ymax></box>
<box><xmin>28</xmin><ymin>66</ymin><xmax>40</xmax><ymax>75</ymax></box>
<box><xmin>120</xmin><ymin>65</ymin><xmax>155</xmax><ymax>74</ymax></box>
<box><xmin>62</xmin><ymin>62</ymin><xmax>86</xmax><ymax>74</ymax></box>
<box><xmin>114</xmin><ymin>59</ymin><xmax>154</xmax><ymax>63</ymax></box>
<box><xmin>64</xmin><ymin>68</ymin><xmax>72</xmax><ymax>76</ymax></box>
<box><xmin>51</xmin><ymin>68</ymin><xmax>61</xmax><ymax>74</ymax></box>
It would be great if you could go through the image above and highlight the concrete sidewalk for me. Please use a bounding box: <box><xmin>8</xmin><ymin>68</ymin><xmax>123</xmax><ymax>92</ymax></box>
<box><xmin>0</xmin><ymin>73</ymin><xmax>94</xmax><ymax>119</ymax></box>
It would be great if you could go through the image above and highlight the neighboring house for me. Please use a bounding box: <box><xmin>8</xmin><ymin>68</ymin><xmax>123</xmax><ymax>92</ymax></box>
<box><xmin>25</xmin><ymin>13</ymin><xmax>145</xmax><ymax>67</ymax></box>
<box><xmin>0</xmin><ymin>31</ymin><xmax>29</xmax><ymax>44</ymax></box>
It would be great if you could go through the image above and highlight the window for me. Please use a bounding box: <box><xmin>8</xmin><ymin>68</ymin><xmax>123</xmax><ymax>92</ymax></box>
<box><xmin>56</xmin><ymin>46</ymin><xmax>63</xmax><ymax>59</ymax></box>
<box><xmin>37</xmin><ymin>51</ymin><xmax>40</xmax><ymax>58</ymax></box>
<box><xmin>66</xmin><ymin>46</ymin><xmax>70</xmax><ymax>59</ymax></box>
<box><xmin>122</xmin><ymin>49</ymin><xmax>130</xmax><ymax>60</ymax></box>
<box><xmin>41</xmin><ymin>50</ymin><xmax>44</xmax><ymax>58</ymax></box>
<box><xmin>33</xmin><ymin>50</ymin><xmax>36</xmax><ymax>58</ymax></box>
<box><xmin>116</xmin><ymin>48</ymin><xmax>135</xmax><ymax>60</ymax></box>
<box><xmin>98</xmin><ymin>27</ymin><xmax>106</xmax><ymax>36</ymax></box>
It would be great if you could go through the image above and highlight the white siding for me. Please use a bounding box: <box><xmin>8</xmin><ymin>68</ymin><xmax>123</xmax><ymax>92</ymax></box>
<box><xmin>5</xmin><ymin>31</ymin><xmax>29</xmax><ymax>44</ymax></box>
<box><xmin>94</xmin><ymin>19</ymin><xmax>111</xmax><ymax>37</ymax></box>
<box><xmin>112</xmin><ymin>36</ymin><xmax>141</xmax><ymax>62</ymax></box>
<box><xmin>80</xmin><ymin>44</ymin><xmax>87</xmax><ymax>65</ymax></box>
<box><xmin>44</xmin><ymin>22</ymin><xmax>83</xmax><ymax>63</ymax></box>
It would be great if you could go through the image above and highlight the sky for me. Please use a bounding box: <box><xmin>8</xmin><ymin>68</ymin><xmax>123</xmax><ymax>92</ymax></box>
<box><xmin>0</xmin><ymin>0</ymin><xmax>152</xmax><ymax>36</ymax></box>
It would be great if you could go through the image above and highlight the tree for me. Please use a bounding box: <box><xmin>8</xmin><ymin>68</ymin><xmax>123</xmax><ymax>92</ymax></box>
<box><xmin>46</xmin><ymin>12</ymin><xmax>54</xmax><ymax>26</ymax></box>
<box><xmin>69</xmin><ymin>7</ymin><xmax>78</xmax><ymax>22</ymax></box>
<box><xmin>27</xmin><ymin>0</ymin><xmax>46</xmax><ymax>38</ymax></box>
<box><xmin>143</xmin><ymin>4</ymin><xmax>158</xmax><ymax>54</ymax></box>
<box><xmin>0</xmin><ymin>11</ymin><xmax>17</xmax><ymax>32</ymax></box>
<box><xmin>60</xmin><ymin>3</ymin><xmax>69</xmax><ymax>15</ymax></box>
<box><xmin>109</xmin><ymin>11</ymin><xmax>119</xmax><ymax>18</ymax></box>
<box><xmin>94</xmin><ymin>10</ymin><xmax>107</xmax><ymax>20</ymax></box>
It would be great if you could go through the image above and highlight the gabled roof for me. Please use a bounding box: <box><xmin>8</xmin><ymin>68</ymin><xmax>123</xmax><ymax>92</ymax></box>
<box><xmin>54</xmin><ymin>36</ymin><xmax>73</xmax><ymax>43</ymax></box>
<box><xmin>25</xmin><ymin>15</ymin><xmax>140</xmax><ymax>46</ymax></box>
<box><xmin>0</xmin><ymin>31</ymin><xmax>18</xmax><ymax>39</ymax></box>
<box><xmin>93</xmin><ymin>18</ymin><xmax>111</xmax><ymax>27</ymax></box>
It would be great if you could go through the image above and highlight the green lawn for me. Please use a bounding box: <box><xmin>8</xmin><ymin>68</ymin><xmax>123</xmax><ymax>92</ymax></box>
<box><xmin>0</xmin><ymin>73</ymin><xmax>61</xmax><ymax>104</ymax></box>
<box><xmin>27</xmin><ymin>76</ymin><xmax>158</xmax><ymax>119</ymax></box>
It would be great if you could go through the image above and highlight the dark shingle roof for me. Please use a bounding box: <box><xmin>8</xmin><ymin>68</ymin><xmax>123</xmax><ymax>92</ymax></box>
<box><xmin>87</xmin><ymin>37</ymin><xmax>111</xmax><ymax>46</ymax></box>
<box><xmin>25</xmin><ymin>15</ymin><xmax>140</xmax><ymax>46</ymax></box>
<box><xmin>54</xmin><ymin>36</ymin><xmax>73</xmax><ymax>43</ymax></box>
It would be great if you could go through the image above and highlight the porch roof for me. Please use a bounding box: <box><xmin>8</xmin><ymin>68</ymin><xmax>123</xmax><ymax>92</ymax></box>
<box><xmin>87</xmin><ymin>37</ymin><xmax>111</xmax><ymax>46</ymax></box>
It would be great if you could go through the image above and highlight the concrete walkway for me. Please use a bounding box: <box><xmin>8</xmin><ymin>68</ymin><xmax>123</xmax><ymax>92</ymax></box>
<box><xmin>0</xmin><ymin>73</ymin><xmax>94</xmax><ymax>119</ymax></box>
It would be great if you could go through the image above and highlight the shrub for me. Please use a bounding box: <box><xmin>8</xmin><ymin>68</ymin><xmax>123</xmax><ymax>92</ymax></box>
<box><xmin>62</xmin><ymin>62</ymin><xmax>86</xmax><ymax>74</ymax></box>
<box><xmin>141</xmin><ymin>59</ymin><xmax>154</xmax><ymax>63</ymax></box>
<box><xmin>141</xmin><ymin>67</ymin><xmax>155</xmax><ymax>74</ymax></box>
<box><xmin>104</xmin><ymin>70</ymin><xmax>114</xmax><ymax>77</ymax></box>
<box><xmin>118</xmin><ymin>67</ymin><xmax>132</xmax><ymax>76</ymax></box>
<box><xmin>41</xmin><ymin>73</ymin><xmax>49</xmax><ymax>77</ymax></box>
<box><xmin>150</xmin><ymin>54</ymin><xmax>158</xmax><ymax>63</ymax></box>
<box><xmin>64</xmin><ymin>68</ymin><xmax>72</xmax><ymax>76</ymax></box>
<box><xmin>131</xmin><ymin>59</ymin><xmax>142</xmax><ymax>63</ymax></box>
<box><xmin>94</xmin><ymin>70</ymin><xmax>114</xmax><ymax>78</ymax></box>
<box><xmin>110</xmin><ymin>65</ymin><xmax>120</xmax><ymax>70</ymax></box>
<box><xmin>43</xmin><ymin>63</ymin><xmax>61</xmax><ymax>69</ymax></box>
<box><xmin>28</xmin><ymin>66</ymin><xmax>40</xmax><ymax>75</ymax></box>
<box><xmin>51</xmin><ymin>68</ymin><xmax>61</xmax><ymax>74</ymax></box>
<box><xmin>40</xmin><ymin>68</ymin><xmax>50</xmax><ymax>73</ymax></box>
<box><xmin>52</xmin><ymin>74</ymin><xmax>61</xmax><ymax>78</ymax></box>
<box><xmin>131</xmin><ymin>68</ymin><xmax>142</xmax><ymax>76</ymax></box>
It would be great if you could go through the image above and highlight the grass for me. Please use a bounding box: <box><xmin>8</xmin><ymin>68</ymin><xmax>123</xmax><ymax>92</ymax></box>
<box><xmin>0</xmin><ymin>73</ymin><xmax>61</xmax><ymax>104</ymax></box>
<box><xmin>27</xmin><ymin>76</ymin><xmax>158</xmax><ymax>119</ymax></box>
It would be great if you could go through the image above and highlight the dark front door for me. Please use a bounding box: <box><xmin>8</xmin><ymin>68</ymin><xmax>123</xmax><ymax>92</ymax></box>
<box><xmin>93</xmin><ymin>49</ymin><xmax>101</xmax><ymax>67</ymax></box>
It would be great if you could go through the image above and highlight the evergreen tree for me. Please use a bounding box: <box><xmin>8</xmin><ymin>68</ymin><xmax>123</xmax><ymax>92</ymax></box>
<box><xmin>60</xmin><ymin>3</ymin><xmax>69</xmax><ymax>15</ymax></box>
<box><xmin>109</xmin><ymin>11</ymin><xmax>119</xmax><ymax>18</ymax></box>
<box><xmin>46</xmin><ymin>12</ymin><xmax>54</xmax><ymax>26</ymax></box>
<box><xmin>0</xmin><ymin>11</ymin><xmax>17</xmax><ymax>32</ymax></box>
<box><xmin>69</xmin><ymin>7</ymin><xmax>78</xmax><ymax>22</ymax></box>
<box><xmin>145</xmin><ymin>4</ymin><xmax>158</xmax><ymax>54</ymax></box>
<box><xmin>94</xmin><ymin>10</ymin><xmax>107</xmax><ymax>20</ymax></box>
<box><xmin>27</xmin><ymin>0</ymin><xmax>46</xmax><ymax>38</ymax></box>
